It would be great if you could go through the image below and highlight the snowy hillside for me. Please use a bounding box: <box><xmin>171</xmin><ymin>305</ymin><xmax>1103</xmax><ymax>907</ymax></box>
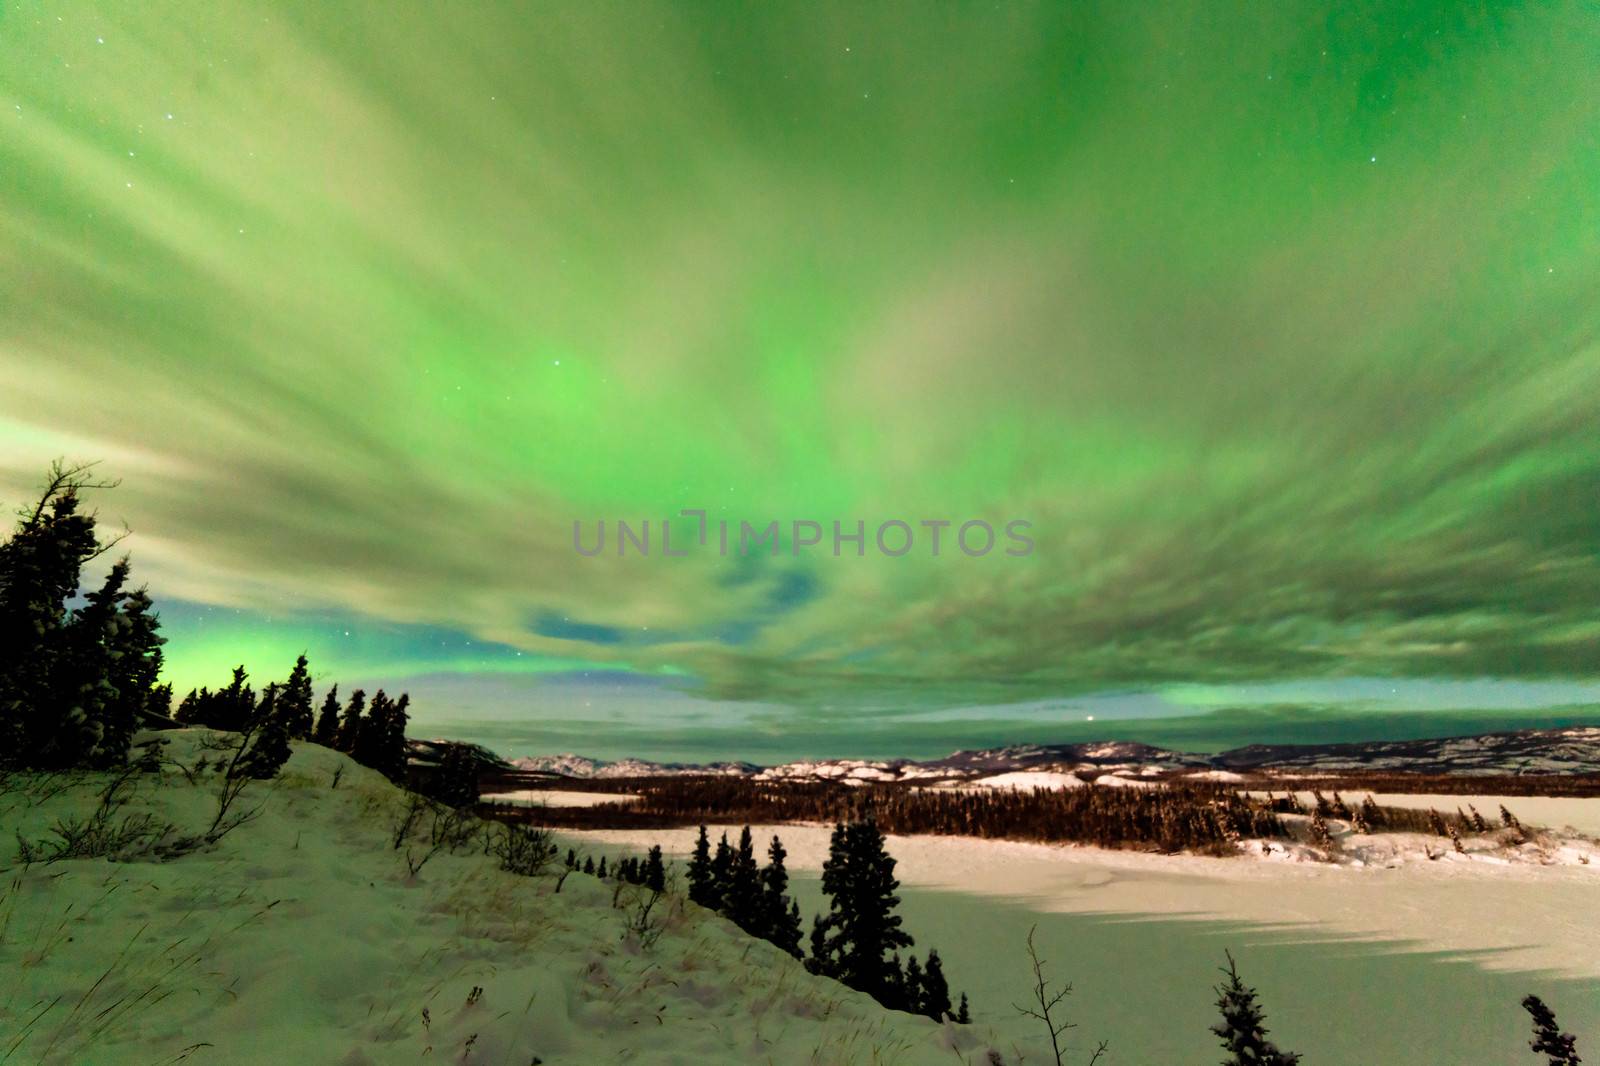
<box><xmin>510</xmin><ymin>726</ymin><xmax>1600</xmax><ymax>784</ymax></box>
<box><xmin>0</xmin><ymin>731</ymin><xmax>998</xmax><ymax>1065</ymax></box>
<box><xmin>510</xmin><ymin>753</ymin><xmax>760</xmax><ymax>778</ymax></box>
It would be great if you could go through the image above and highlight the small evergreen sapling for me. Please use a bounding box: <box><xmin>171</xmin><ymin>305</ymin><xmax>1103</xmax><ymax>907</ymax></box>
<box><xmin>1522</xmin><ymin>995</ymin><xmax>1582</xmax><ymax>1065</ymax></box>
<box><xmin>1211</xmin><ymin>951</ymin><xmax>1300</xmax><ymax>1066</ymax></box>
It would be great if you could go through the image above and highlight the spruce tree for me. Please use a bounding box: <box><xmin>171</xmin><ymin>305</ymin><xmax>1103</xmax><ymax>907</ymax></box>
<box><xmin>761</xmin><ymin>834</ymin><xmax>804</xmax><ymax>957</ymax></box>
<box><xmin>920</xmin><ymin>949</ymin><xmax>952</xmax><ymax>1021</ymax></box>
<box><xmin>712</xmin><ymin>832</ymin><xmax>734</xmax><ymax>907</ymax></box>
<box><xmin>725</xmin><ymin>826</ymin><xmax>763</xmax><ymax>932</ymax></box>
<box><xmin>1211</xmin><ymin>952</ymin><xmax>1301</xmax><ymax>1066</ymax></box>
<box><xmin>353</xmin><ymin>690</ymin><xmax>390</xmax><ymax>770</ymax></box>
<box><xmin>955</xmin><ymin>992</ymin><xmax>971</xmax><ymax>1025</ymax></box>
<box><xmin>807</xmin><ymin>915</ymin><xmax>835</xmax><ymax>978</ymax></box>
<box><xmin>1523</xmin><ymin>995</ymin><xmax>1582</xmax><ymax>1065</ymax></box>
<box><xmin>313</xmin><ymin>685</ymin><xmax>341</xmax><ymax>746</ymax></box>
<box><xmin>62</xmin><ymin>557</ymin><xmax>131</xmax><ymax>767</ymax></box>
<box><xmin>148</xmin><ymin>681</ymin><xmax>173</xmax><ymax>721</ymax></box>
<box><xmin>113</xmin><ymin>587</ymin><xmax>165</xmax><ymax>723</ymax></box>
<box><xmin>280</xmin><ymin>654</ymin><xmax>314</xmax><ymax>739</ymax></box>
<box><xmin>382</xmin><ymin>693</ymin><xmax>411</xmax><ymax>782</ymax></box>
<box><xmin>811</xmin><ymin>820</ymin><xmax>914</xmax><ymax>1004</ymax></box>
<box><xmin>902</xmin><ymin>955</ymin><xmax>923</xmax><ymax>1014</ymax></box>
<box><xmin>238</xmin><ymin>683</ymin><xmax>292</xmax><ymax>779</ymax></box>
<box><xmin>583</xmin><ymin>856</ymin><xmax>594</xmax><ymax>874</ymax></box>
<box><xmin>336</xmin><ymin>688</ymin><xmax>366</xmax><ymax>751</ymax></box>
<box><xmin>215</xmin><ymin>666</ymin><xmax>254</xmax><ymax>732</ymax></box>
<box><xmin>175</xmin><ymin>688</ymin><xmax>203</xmax><ymax>724</ymax></box>
<box><xmin>688</xmin><ymin>826</ymin><xmax>717</xmax><ymax>907</ymax></box>
<box><xmin>644</xmin><ymin>845</ymin><xmax>666</xmax><ymax>893</ymax></box>
<box><xmin>597</xmin><ymin>856</ymin><xmax>608</xmax><ymax>879</ymax></box>
<box><xmin>0</xmin><ymin>462</ymin><xmax>103</xmax><ymax>767</ymax></box>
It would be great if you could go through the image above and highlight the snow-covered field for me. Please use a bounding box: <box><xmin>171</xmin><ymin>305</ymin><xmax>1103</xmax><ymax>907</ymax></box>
<box><xmin>0</xmin><ymin>733</ymin><xmax>997</xmax><ymax>1065</ymax></box>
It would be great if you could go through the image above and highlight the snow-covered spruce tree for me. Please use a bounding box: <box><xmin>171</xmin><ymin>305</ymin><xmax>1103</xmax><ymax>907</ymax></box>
<box><xmin>0</xmin><ymin>462</ymin><xmax>164</xmax><ymax>770</ymax></box>
<box><xmin>687</xmin><ymin>826</ymin><xmax>717</xmax><ymax>907</ymax></box>
<box><xmin>809</xmin><ymin>819</ymin><xmax>914</xmax><ymax>1007</ymax></box>
<box><xmin>62</xmin><ymin>556</ymin><xmax>132</xmax><ymax>766</ymax></box>
<box><xmin>0</xmin><ymin>462</ymin><xmax>101</xmax><ymax>767</ymax></box>
<box><xmin>313</xmin><ymin>684</ymin><xmax>341</xmax><ymax>746</ymax></box>
<box><xmin>336</xmin><ymin>687</ymin><xmax>366</xmax><ymax>751</ymax></box>
<box><xmin>1308</xmin><ymin>810</ymin><xmax>1333</xmax><ymax>850</ymax></box>
<box><xmin>1523</xmin><ymin>995</ymin><xmax>1582</xmax><ymax>1065</ymax></box>
<box><xmin>760</xmin><ymin>834</ymin><xmax>804</xmax><ymax>958</ymax></box>
<box><xmin>237</xmin><ymin>683</ymin><xmax>292</xmax><ymax>779</ymax></box>
<box><xmin>1211</xmin><ymin>951</ymin><xmax>1301</xmax><ymax>1066</ymax></box>
<box><xmin>115</xmin><ymin>587</ymin><xmax>166</xmax><ymax>724</ymax></box>
<box><xmin>280</xmin><ymin>654</ymin><xmax>315</xmax><ymax>739</ymax></box>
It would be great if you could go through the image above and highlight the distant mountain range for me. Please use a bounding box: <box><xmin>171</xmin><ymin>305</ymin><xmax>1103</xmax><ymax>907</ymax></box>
<box><xmin>506</xmin><ymin>726</ymin><xmax>1600</xmax><ymax>781</ymax></box>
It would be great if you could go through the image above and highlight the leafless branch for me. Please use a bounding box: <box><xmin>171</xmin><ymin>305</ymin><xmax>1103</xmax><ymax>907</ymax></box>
<box><xmin>1012</xmin><ymin>925</ymin><xmax>1105</xmax><ymax>1066</ymax></box>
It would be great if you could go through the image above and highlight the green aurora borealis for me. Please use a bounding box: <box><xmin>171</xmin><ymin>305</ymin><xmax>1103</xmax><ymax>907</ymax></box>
<box><xmin>4</xmin><ymin>2</ymin><xmax>1600</xmax><ymax>757</ymax></box>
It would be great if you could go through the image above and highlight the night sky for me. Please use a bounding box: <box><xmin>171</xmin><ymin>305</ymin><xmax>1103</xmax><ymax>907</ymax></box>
<box><xmin>4</xmin><ymin>3</ymin><xmax>1599</xmax><ymax>758</ymax></box>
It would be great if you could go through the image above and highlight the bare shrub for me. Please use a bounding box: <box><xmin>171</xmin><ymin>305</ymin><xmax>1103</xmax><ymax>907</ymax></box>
<box><xmin>487</xmin><ymin>822</ymin><xmax>556</xmax><ymax>877</ymax></box>
<box><xmin>13</xmin><ymin>768</ymin><xmax>196</xmax><ymax>864</ymax></box>
<box><xmin>400</xmin><ymin>799</ymin><xmax>479</xmax><ymax>878</ymax></box>
<box><xmin>1013</xmin><ymin>925</ymin><xmax>1105</xmax><ymax>1066</ymax></box>
<box><xmin>615</xmin><ymin>883</ymin><xmax>666</xmax><ymax>950</ymax></box>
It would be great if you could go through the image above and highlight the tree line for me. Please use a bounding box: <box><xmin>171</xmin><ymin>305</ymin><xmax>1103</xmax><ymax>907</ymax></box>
<box><xmin>494</xmin><ymin>774</ymin><xmax>1290</xmax><ymax>853</ymax></box>
<box><xmin>173</xmin><ymin>661</ymin><xmax>412</xmax><ymax>784</ymax></box>
<box><xmin>566</xmin><ymin>818</ymin><xmax>972</xmax><ymax>1027</ymax></box>
<box><xmin>0</xmin><ymin>461</ymin><xmax>419</xmax><ymax>785</ymax></box>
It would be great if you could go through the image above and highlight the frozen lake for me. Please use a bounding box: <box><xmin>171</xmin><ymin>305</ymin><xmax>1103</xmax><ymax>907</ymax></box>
<box><xmin>563</xmin><ymin>805</ymin><xmax>1600</xmax><ymax>1064</ymax></box>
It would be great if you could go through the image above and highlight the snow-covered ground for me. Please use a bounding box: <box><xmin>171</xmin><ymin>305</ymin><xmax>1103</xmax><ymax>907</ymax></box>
<box><xmin>8</xmin><ymin>733</ymin><xmax>1599</xmax><ymax>1064</ymax></box>
<box><xmin>482</xmin><ymin>788</ymin><xmax>640</xmax><ymax>808</ymax></box>
<box><xmin>0</xmin><ymin>732</ymin><xmax>999</xmax><ymax>1065</ymax></box>
<box><xmin>568</xmin><ymin>798</ymin><xmax>1600</xmax><ymax>980</ymax></box>
<box><xmin>567</xmin><ymin>811</ymin><xmax>1600</xmax><ymax>1063</ymax></box>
